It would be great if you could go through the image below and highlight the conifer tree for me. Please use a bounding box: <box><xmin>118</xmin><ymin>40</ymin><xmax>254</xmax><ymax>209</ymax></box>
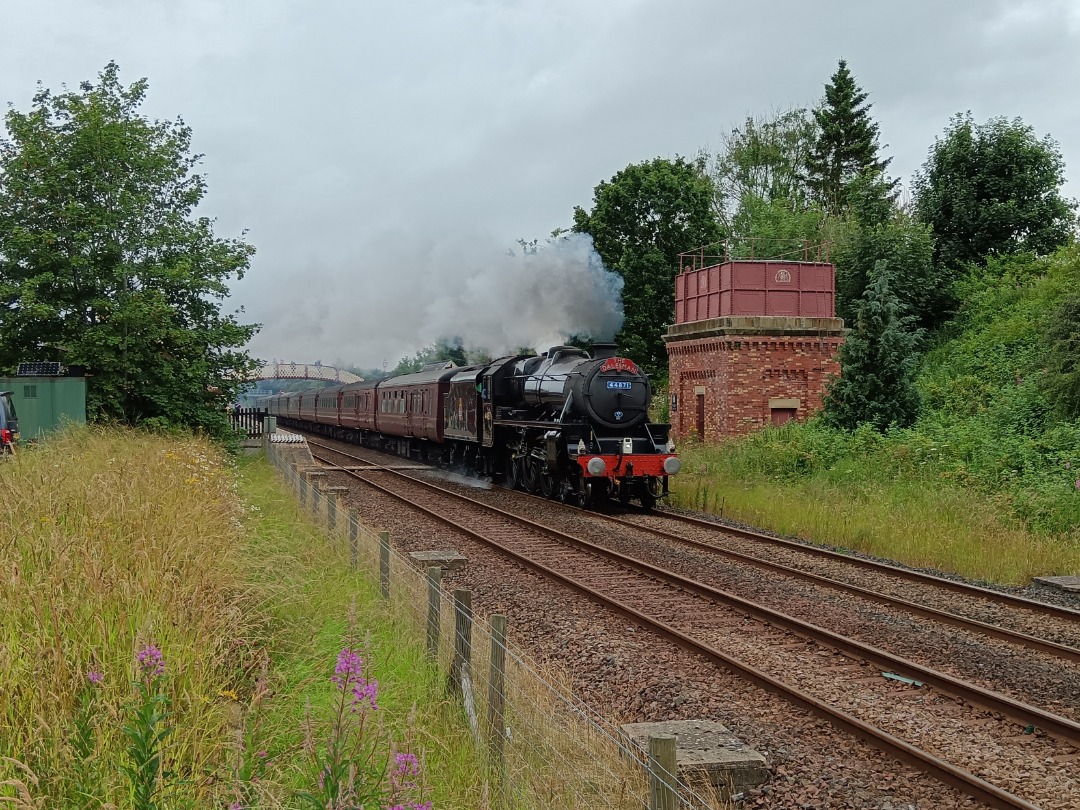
<box><xmin>806</xmin><ymin>59</ymin><xmax>893</xmax><ymax>216</ymax></box>
<box><xmin>823</xmin><ymin>261</ymin><xmax>920</xmax><ymax>431</ymax></box>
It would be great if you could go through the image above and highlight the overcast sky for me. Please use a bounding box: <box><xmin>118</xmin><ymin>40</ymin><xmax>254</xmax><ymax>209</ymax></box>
<box><xmin>3</xmin><ymin>0</ymin><xmax>1079</xmax><ymax>370</ymax></box>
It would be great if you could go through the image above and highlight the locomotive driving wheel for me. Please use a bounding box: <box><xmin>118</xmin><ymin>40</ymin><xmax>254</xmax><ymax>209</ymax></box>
<box><xmin>540</xmin><ymin>471</ymin><xmax>559</xmax><ymax>499</ymax></box>
<box><xmin>640</xmin><ymin>476</ymin><xmax>663</xmax><ymax>511</ymax></box>
<box><xmin>506</xmin><ymin>450</ymin><xmax>522</xmax><ymax>490</ymax></box>
<box><xmin>522</xmin><ymin>457</ymin><xmax>542</xmax><ymax>494</ymax></box>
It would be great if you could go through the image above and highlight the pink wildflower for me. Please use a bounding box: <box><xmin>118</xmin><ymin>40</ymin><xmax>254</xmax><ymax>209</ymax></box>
<box><xmin>391</xmin><ymin>751</ymin><xmax>423</xmax><ymax>794</ymax></box>
<box><xmin>331</xmin><ymin>647</ymin><xmax>379</xmax><ymax>711</ymax></box>
<box><xmin>135</xmin><ymin>644</ymin><xmax>165</xmax><ymax>677</ymax></box>
<box><xmin>86</xmin><ymin>670</ymin><xmax>104</xmax><ymax>686</ymax></box>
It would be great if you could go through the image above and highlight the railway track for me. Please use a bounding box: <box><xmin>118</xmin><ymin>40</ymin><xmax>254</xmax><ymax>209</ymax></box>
<box><xmin>304</xmin><ymin>438</ymin><xmax>1078</xmax><ymax>809</ymax></box>
<box><xmin>306</xmin><ymin>437</ymin><xmax>1080</xmax><ymax>662</ymax></box>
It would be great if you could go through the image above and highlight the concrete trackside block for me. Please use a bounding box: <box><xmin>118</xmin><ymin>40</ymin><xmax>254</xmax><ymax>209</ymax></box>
<box><xmin>621</xmin><ymin>719</ymin><xmax>768</xmax><ymax>795</ymax></box>
<box><xmin>409</xmin><ymin>550</ymin><xmax>468</xmax><ymax>572</ymax></box>
<box><xmin>1033</xmin><ymin>575</ymin><xmax>1080</xmax><ymax>593</ymax></box>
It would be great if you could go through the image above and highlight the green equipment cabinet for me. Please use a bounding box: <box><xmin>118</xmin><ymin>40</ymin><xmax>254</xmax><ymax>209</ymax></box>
<box><xmin>0</xmin><ymin>375</ymin><xmax>87</xmax><ymax>440</ymax></box>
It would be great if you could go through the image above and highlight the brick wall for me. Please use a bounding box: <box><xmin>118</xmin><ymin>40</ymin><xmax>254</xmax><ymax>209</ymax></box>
<box><xmin>664</xmin><ymin>316</ymin><xmax>844</xmax><ymax>442</ymax></box>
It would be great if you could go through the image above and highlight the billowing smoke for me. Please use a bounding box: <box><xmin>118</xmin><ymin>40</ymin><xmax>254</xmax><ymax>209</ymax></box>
<box><xmin>254</xmin><ymin>231</ymin><xmax>624</xmax><ymax>367</ymax></box>
<box><xmin>419</xmin><ymin>232</ymin><xmax>624</xmax><ymax>355</ymax></box>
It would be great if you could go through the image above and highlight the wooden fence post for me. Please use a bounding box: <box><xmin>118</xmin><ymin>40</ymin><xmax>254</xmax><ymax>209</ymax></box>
<box><xmin>648</xmin><ymin>734</ymin><xmax>678</xmax><ymax>810</ymax></box>
<box><xmin>486</xmin><ymin>614</ymin><xmax>507</xmax><ymax>765</ymax></box>
<box><xmin>425</xmin><ymin>566</ymin><xmax>442</xmax><ymax>660</ymax></box>
<box><xmin>348</xmin><ymin>508</ymin><xmax>360</xmax><ymax>569</ymax></box>
<box><xmin>450</xmin><ymin>589</ymin><xmax>472</xmax><ymax>695</ymax></box>
<box><xmin>379</xmin><ymin>530</ymin><xmax>391</xmax><ymax>599</ymax></box>
<box><xmin>299</xmin><ymin>476</ymin><xmax>308</xmax><ymax>509</ymax></box>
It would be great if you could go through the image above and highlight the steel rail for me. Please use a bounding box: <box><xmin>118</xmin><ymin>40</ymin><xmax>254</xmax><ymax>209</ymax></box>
<box><xmin>309</xmin><ymin>450</ymin><xmax>1045</xmax><ymax>810</ymax></box>
<box><xmin>314</xmin><ymin>450</ymin><xmax>1080</xmax><ymax>746</ymax></box>
<box><xmin>572</xmin><ymin>510</ymin><xmax>1080</xmax><ymax>664</ymax></box>
<box><xmin>304</xmin><ymin>435</ymin><xmax>1079</xmax><ymax>622</ymax></box>
<box><xmin>648</xmin><ymin>509</ymin><xmax>1080</xmax><ymax>622</ymax></box>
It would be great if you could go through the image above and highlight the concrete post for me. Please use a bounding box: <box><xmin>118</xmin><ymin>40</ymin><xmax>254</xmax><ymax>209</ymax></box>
<box><xmin>327</xmin><ymin>490</ymin><xmax>338</xmax><ymax>533</ymax></box>
<box><xmin>379</xmin><ymin>530</ymin><xmax>391</xmax><ymax>599</ymax></box>
<box><xmin>348</xmin><ymin>508</ymin><xmax>360</xmax><ymax>569</ymax></box>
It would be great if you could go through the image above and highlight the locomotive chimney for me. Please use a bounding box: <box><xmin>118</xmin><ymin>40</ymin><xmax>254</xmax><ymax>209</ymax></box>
<box><xmin>592</xmin><ymin>342</ymin><xmax>617</xmax><ymax>360</ymax></box>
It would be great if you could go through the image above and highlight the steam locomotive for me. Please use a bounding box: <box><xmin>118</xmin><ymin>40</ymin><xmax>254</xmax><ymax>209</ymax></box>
<box><xmin>266</xmin><ymin>343</ymin><xmax>680</xmax><ymax>508</ymax></box>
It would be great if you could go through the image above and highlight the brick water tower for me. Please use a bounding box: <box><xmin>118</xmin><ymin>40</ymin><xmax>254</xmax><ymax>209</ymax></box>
<box><xmin>664</xmin><ymin>242</ymin><xmax>846</xmax><ymax>442</ymax></box>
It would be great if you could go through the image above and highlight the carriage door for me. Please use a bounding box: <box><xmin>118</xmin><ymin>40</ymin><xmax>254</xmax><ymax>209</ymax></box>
<box><xmin>695</xmin><ymin>386</ymin><xmax>706</xmax><ymax>441</ymax></box>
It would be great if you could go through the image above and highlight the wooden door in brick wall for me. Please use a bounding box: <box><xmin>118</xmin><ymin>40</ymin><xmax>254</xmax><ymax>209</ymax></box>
<box><xmin>770</xmin><ymin>407</ymin><xmax>797</xmax><ymax>426</ymax></box>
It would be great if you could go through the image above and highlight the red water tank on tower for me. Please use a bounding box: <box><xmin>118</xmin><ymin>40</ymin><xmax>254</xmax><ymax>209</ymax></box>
<box><xmin>665</xmin><ymin>244</ymin><xmax>846</xmax><ymax>442</ymax></box>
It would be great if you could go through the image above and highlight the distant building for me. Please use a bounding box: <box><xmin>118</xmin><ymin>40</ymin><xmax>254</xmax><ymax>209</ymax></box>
<box><xmin>664</xmin><ymin>247</ymin><xmax>845</xmax><ymax>442</ymax></box>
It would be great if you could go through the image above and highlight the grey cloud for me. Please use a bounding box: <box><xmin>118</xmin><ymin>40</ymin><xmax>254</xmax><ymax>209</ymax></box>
<box><xmin>2</xmin><ymin>1</ymin><xmax>1078</xmax><ymax>367</ymax></box>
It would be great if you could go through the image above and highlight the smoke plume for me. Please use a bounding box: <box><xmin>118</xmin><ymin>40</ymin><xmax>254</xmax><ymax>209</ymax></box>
<box><xmin>257</xmin><ymin>231</ymin><xmax>624</xmax><ymax>367</ymax></box>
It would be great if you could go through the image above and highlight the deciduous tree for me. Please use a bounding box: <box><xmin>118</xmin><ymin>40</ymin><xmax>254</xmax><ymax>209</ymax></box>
<box><xmin>0</xmin><ymin>63</ymin><xmax>258</xmax><ymax>437</ymax></box>
<box><xmin>914</xmin><ymin>113</ymin><xmax>1076</xmax><ymax>272</ymax></box>
<box><xmin>711</xmin><ymin>110</ymin><xmax>817</xmax><ymax>228</ymax></box>
<box><xmin>572</xmin><ymin>157</ymin><xmax>719</xmax><ymax>374</ymax></box>
<box><xmin>1042</xmin><ymin>287</ymin><xmax>1080</xmax><ymax>420</ymax></box>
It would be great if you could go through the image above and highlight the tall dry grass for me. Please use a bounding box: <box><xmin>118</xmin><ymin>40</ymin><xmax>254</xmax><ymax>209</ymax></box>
<box><xmin>0</xmin><ymin>427</ymin><xmax>264</xmax><ymax>804</ymax></box>
<box><xmin>670</xmin><ymin>443</ymin><xmax>1080</xmax><ymax>585</ymax></box>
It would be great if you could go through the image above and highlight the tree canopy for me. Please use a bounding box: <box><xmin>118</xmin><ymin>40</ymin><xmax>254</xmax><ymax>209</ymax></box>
<box><xmin>0</xmin><ymin>62</ymin><xmax>258</xmax><ymax>437</ymax></box>
<box><xmin>806</xmin><ymin>59</ymin><xmax>893</xmax><ymax>216</ymax></box>
<box><xmin>1042</xmin><ymin>288</ymin><xmax>1080</xmax><ymax>420</ymax></box>
<box><xmin>707</xmin><ymin>109</ymin><xmax>824</xmax><ymax>255</ymax></box>
<box><xmin>914</xmin><ymin>113</ymin><xmax>1077</xmax><ymax>272</ymax></box>
<box><xmin>572</xmin><ymin>156</ymin><xmax>719</xmax><ymax>374</ymax></box>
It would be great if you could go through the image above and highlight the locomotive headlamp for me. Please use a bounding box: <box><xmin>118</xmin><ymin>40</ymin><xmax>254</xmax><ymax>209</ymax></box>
<box><xmin>586</xmin><ymin>457</ymin><xmax>607</xmax><ymax>476</ymax></box>
<box><xmin>576</xmin><ymin>439</ymin><xmax>587</xmax><ymax>455</ymax></box>
<box><xmin>663</xmin><ymin>456</ymin><xmax>682</xmax><ymax>475</ymax></box>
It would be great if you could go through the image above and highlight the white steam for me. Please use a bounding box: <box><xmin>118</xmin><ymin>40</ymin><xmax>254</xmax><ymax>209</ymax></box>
<box><xmin>259</xmin><ymin>231</ymin><xmax>623</xmax><ymax>366</ymax></box>
<box><xmin>419</xmin><ymin>232</ymin><xmax>624</xmax><ymax>354</ymax></box>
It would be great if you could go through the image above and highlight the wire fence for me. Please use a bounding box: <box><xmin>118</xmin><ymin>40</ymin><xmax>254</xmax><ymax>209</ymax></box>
<box><xmin>264</xmin><ymin>433</ymin><xmax>731</xmax><ymax>810</ymax></box>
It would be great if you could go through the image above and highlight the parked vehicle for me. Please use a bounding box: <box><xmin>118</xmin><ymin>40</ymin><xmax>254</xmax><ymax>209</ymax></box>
<box><xmin>0</xmin><ymin>391</ymin><xmax>19</xmax><ymax>454</ymax></box>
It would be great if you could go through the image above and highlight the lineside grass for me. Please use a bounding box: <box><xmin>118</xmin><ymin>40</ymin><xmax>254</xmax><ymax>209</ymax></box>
<box><xmin>0</xmin><ymin>427</ymin><xmax>486</xmax><ymax>807</ymax></box>
<box><xmin>1</xmin><ymin>427</ymin><xmax>260</xmax><ymax>804</ymax></box>
<box><xmin>233</xmin><ymin>451</ymin><xmax>487</xmax><ymax>808</ymax></box>
<box><xmin>3</xmin><ymin>428</ymin><xmax>688</xmax><ymax>809</ymax></box>
<box><xmin>670</xmin><ymin>438</ymin><xmax>1080</xmax><ymax>586</ymax></box>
